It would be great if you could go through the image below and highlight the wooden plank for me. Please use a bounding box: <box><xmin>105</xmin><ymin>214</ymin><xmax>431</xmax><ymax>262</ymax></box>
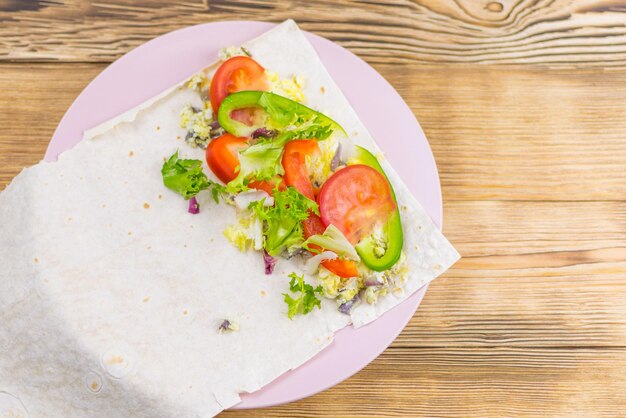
<box><xmin>387</xmin><ymin>64</ymin><xmax>626</xmax><ymax>201</ymax></box>
<box><xmin>2</xmin><ymin>63</ymin><xmax>626</xmax><ymax>201</ymax></box>
<box><xmin>399</xmin><ymin>200</ymin><xmax>626</xmax><ymax>348</ymax></box>
<box><xmin>446</xmin><ymin>200</ymin><xmax>626</xmax><ymax>257</ymax></box>
<box><xmin>0</xmin><ymin>1</ymin><xmax>626</xmax><ymax>67</ymax></box>
<box><xmin>0</xmin><ymin>63</ymin><xmax>103</xmax><ymax>186</ymax></box>
<box><xmin>402</xmin><ymin>272</ymin><xmax>626</xmax><ymax>348</ymax></box>
<box><xmin>221</xmin><ymin>347</ymin><xmax>626</xmax><ymax>416</ymax></box>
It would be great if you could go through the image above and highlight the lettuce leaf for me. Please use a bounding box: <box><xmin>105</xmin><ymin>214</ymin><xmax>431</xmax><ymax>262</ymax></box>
<box><xmin>250</xmin><ymin>187</ymin><xmax>318</xmax><ymax>256</ymax></box>
<box><xmin>283</xmin><ymin>272</ymin><xmax>323</xmax><ymax>319</ymax></box>
<box><xmin>161</xmin><ymin>151</ymin><xmax>225</xmax><ymax>202</ymax></box>
<box><xmin>303</xmin><ymin>224</ymin><xmax>360</xmax><ymax>260</ymax></box>
<box><xmin>226</xmin><ymin>142</ymin><xmax>285</xmax><ymax>194</ymax></box>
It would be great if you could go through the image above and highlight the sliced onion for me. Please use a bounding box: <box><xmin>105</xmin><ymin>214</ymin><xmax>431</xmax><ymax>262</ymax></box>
<box><xmin>188</xmin><ymin>196</ymin><xmax>200</xmax><ymax>214</ymax></box>
<box><xmin>233</xmin><ymin>190</ymin><xmax>273</xmax><ymax>210</ymax></box>
<box><xmin>364</xmin><ymin>277</ymin><xmax>383</xmax><ymax>287</ymax></box>
<box><xmin>305</xmin><ymin>251</ymin><xmax>338</xmax><ymax>275</ymax></box>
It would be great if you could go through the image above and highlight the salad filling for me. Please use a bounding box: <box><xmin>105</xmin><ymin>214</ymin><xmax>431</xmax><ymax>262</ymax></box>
<box><xmin>162</xmin><ymin>50</ymin><xmax>406</xmax><ymax>319</ymax></box>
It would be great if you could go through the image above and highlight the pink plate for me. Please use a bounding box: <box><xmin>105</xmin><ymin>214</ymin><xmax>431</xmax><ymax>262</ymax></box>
<box><xmin>46</xmin><ymin>21</ymin><xmax>442</xmax><ymax>409</ymax></box>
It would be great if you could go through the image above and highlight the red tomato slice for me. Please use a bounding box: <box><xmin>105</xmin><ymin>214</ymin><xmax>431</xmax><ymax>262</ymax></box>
<box><xmin>322</xmin><ymin>258</ymin><xmax>359</xmax><ymax>278</ymax></box>
<box><xmin>210</xmin><ymin>56</ymin><xmax>268</xmax><ymax>114</ymax></box>
<box><xmin>281</xmin><ymin>140</ymin><xmax>359</xmax><ymax>278</ymax></box>
<box><xmin>206</xmin><ymin>133</ymin><xmax>247</xmax><ymax>183</ymax></box>
<box><xmin>282</xmin><ymin>153</ymin><xmax>315</xmax><ymax>200</ymax></box>
<box><xmin>248</xmin><ymin>179</ymin><xmax>286</xmax><ymax>195</ymax></box>
<box><xmin>301</xmin><ymin>208</ymin><xmax>358</xmax><ymax>278</ymax></box>
<box><xmin>303</xmin><ymin>212</ymin><xmax>326</xmax><ymax>238</ymax></box>
<box><xmin>319</xmin><ymin>165</ymin><xmax>396</xmax><ymax>244</ymax></box>
<box><xmin>206</xmin><ymin>134</ymin><xmax>284</xmax><ymax>196</ymax></box>
<box><xmin>282</xmin><ymin>140</ymin><xmax>320</xmax><ymax>200</ymax></box>
<box><xmin>284</xmin><ymin>139</ymin><xmax>320</xmax><ymax>157</ymax></box>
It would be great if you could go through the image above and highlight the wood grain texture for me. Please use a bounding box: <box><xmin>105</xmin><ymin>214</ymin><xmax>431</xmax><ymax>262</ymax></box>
<box><xmin>2</xmin><ymin>2</ymin><xmax>626</xmax><ymax>416</ymax></box>
<box><xmin>1</xmin><ymin>0</ymin><xmax>626</xmax><ymax>67</ymax></box>
<box><xmin>221</xmin><ymin>348</ymin><xmax>626</xmax><ymax>417</ymax></box>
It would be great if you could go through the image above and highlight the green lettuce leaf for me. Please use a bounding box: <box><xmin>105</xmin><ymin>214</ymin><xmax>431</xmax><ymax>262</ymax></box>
<box><xmin>281</xmin><ymin>115</ymin><xmax>334</xmax><ymax>142</ymax></box>
<box><xmin>226</xmin><ymin>142</ymin><xmax>285</xmax><ymax>194</ymax></box>
<box><xmin>283</xmin><ymin>272</ymin><xmax>323</xmax><ymax>319</ymax></box>
<box><xmin>303</xmin><ymin>224</ymin><xmax>360</xmax><ymax>260</ymax></box>
<box><xmin>250</xmin><ymin>187</ymin><xmax>318</xmax><ymax>256</ymax></box>
<box><xmin>161</xmin><ymin>151</ymin><xmax>226</xmax><ymax>202</ymax></box>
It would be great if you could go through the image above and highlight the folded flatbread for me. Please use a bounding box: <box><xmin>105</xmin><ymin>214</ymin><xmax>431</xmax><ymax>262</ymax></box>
<box><xmin>0</xmin><ymin>20</ymin><xmax>459</xmax><ymax>417</ymax></box>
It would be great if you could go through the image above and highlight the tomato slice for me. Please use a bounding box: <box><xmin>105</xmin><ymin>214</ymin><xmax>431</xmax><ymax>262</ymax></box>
<box><xmin>319</xmin><ymin>165</ymin><xmax>396</xmax><ymax>244</ymax></box>
<box><xmin>206</xmin><ymin>133</ymin><xmax>284</xmax><ymax>196</ymax></box>
<box><xmin>248</xmin><ymin>179</ymin><xmax>286</xmax><ymax>195</ymax></box>
<box><xmin>303</xmin><ymin>212</ymin><xmax>326</xmax><ymax>238</ymax></box>
<box><xmin>303</xmin><ymin>213</ymin><xmax>358</xmax><ymax>278</ymax></box>
<box><xmin>206</xmin><ymin>133</ymin><xmax>247</xmax><ymax>183</ymax></box>
<box><xmin>284</xmin><ymin>139</ymin><xmax>320</xmax><ymax>157</ymax></box>
<box><xmin>282</xmin><ymin>140</ymin><xmax>319</xmax><ymax>200</ymax></box>
<box><xmin>285</xmin><ymin>152</ymin><xmax>359</xmax><ymax>280</ymax></box>
<box><xmin>210</xmin><ymin>56</ymin><xmax>268</xmax><ymax>114</ymax></box>
<box><xmin>322</xmin><ymin>258</ymin><xmax>359</xmax><ymax>278</ymax></box>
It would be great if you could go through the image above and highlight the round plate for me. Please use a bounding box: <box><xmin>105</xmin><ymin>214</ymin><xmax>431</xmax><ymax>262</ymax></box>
<box><xmin>46</xmin><ymin>21</ymin><xmax>442</xmax><ymax>409</ymax></box>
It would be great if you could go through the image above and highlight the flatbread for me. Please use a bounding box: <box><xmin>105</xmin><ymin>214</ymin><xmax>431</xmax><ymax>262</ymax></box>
<box><xmin>0</xmin><ymin>20</ymin><xmax>459</xmax><ymax>417</ymax></box>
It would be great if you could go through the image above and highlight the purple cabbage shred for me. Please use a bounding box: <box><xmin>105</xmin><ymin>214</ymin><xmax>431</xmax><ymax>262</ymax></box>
<box><xmin>338</xmin><ymin>294</ymin><xmax>360</xmax><ymax>315</ymax></box>
<box><xmin>330</xmin><ymin>143</ymin><xmax>342</xmax><ymax>171</ymax></box>
<box><xmin>188</xmin><ymin>196</ymin><xmax>200</xmax><ymax>214</ymax></box>
<box><xmin>252</xmin><ymin>127</ymin><xmax>277</xmax><ymax>139</ymax></box>
<box><xmin>263</xmin><ymin>250</ymin><xmax>277</xmax><ymax>274</ymax></box>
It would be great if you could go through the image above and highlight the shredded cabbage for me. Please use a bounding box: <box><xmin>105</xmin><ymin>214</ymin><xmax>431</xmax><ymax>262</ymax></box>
<box><xmin>317</xmin><ymin>267</ymin><xmax>342</xmax><ymax>298</ymax></box>
<box><xmin>179</xmin><ymin>105</ymin><xmax>216</xmax><ymax>149</ymax></box>
<box><xmin>223</xmin><ymin>212</ymin><xmax>263</xmax><ymax>252</ymax></box>
<box><xmin>218</xmin><ymin>46</ymin><xmax>250</xmax><ymax>60</ymax></box>
<box><xmin>360</xmin><ymin>252</ymin><xmax>409</xmax><ymax>304</ymax></box>
<box><xmin>186</xmin><ymin>72</ymin><xmax>209</xmax><ymax>93</ymax></box>
<box><xmin>266</xmin><ymin>71</ymin><xmax>306</xmax><ymax>103</ymax></box>
<box><xmin>309</xmin><ymin>135</ymin><xmax>339</xmax><ymax>186</ymax></box>
<box><xmin>336</xmin><ymin>277</ymin><xmax>361</xmax><ymax>304</ymax></box>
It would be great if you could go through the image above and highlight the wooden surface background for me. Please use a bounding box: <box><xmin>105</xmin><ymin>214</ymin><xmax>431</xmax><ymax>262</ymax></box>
<box><xmin>2</xmin><ymin>0</ymin><xmax>626</xmax><ymax>416</ymax></box>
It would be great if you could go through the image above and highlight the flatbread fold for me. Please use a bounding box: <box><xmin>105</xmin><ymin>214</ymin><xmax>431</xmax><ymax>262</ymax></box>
<box><xmin>0</xmin><ymin>20</ymin><xmax>459</xmax><ymax>417</ymax></box>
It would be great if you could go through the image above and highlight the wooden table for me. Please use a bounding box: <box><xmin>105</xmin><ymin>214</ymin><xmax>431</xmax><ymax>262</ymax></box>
<box><xmin>2</xmin><ymin>1</ymin><xmax>626</xmax><ymax>416</ymax></box>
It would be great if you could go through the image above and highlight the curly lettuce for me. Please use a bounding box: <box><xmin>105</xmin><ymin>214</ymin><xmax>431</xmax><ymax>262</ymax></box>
<box><xmin>226</xmin><ymin>142</ymin><xmax>285</xmax><ymax>194</ymax></box>
<box><xmin>250</xmin><ymin>187</ymin><xmax>318</xmax><ymax>256</ymax></box>
<box><xmin>161</xmin><ymin>151</ymin><xmax>225</xmax><ymax>202</ymax></box>
<box><xmin>283</xmin><ymin>272</ymin><xmax>323</xmax><ymax>319</ymax></box>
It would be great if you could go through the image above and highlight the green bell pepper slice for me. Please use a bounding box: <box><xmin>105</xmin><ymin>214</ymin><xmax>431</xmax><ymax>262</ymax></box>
<box><xmin>217</xmin><ymin>91</ymin><xmax>346</xmax><ymax>139</ymax></box>
<box><xmin>349</xmin><ymin>146</ymin><xmax>403</xmax><ymax>271</ymax></box>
